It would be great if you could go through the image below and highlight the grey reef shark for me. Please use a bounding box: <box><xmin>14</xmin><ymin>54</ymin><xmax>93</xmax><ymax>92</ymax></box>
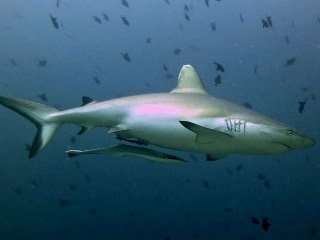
<box><xmin>0</xmin><ymin>65</ymin><xmax>315</xmax><ymax>163</ymax></box>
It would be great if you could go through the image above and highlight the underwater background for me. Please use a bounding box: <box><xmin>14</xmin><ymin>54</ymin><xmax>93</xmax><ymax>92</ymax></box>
<box><xmin>0</xmin><ymin>0</ymin><xmax>319</xmax><ymax>239</ymax></box>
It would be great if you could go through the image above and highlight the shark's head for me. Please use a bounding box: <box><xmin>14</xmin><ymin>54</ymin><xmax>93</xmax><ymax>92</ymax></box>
<box><xmin>271</xmin><ymin>127</ymin><xmax>316</xmax><ymax>151</ymax></box>
<box><xmin>252</xmin><ymin>124</ymin><xmax>316</xmax><ymax>154</ymax></box>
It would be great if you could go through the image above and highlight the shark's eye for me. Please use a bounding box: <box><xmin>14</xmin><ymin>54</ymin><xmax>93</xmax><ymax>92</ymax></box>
<box><xmin>287</xmin><ymin>129</ymin><xmax>294</xmax><ymax>135</ymax></box>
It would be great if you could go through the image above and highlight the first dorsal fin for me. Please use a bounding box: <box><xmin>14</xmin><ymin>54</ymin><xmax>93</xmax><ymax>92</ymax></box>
<box><xmin>81</xmin><ymin>96</ymin><xmax>96</xmax><ymax>106</ymax></box>
<box><xmin>170</xmin><ymin>65</ymin><xmax>208</xmax><ymax>94</ymax></box>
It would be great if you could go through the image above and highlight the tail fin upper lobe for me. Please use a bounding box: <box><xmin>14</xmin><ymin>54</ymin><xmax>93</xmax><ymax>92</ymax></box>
<box><xmin>0</xmin><ymin>96</ymin><xmax>60</xmax><ymax>158</ymax></box>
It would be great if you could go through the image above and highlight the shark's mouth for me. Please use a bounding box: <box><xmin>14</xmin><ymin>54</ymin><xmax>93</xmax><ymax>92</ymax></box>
<box><xmin>272</xmin><ymin>141</ymin><xmax>292</xmax><ymax>149</ymax></box>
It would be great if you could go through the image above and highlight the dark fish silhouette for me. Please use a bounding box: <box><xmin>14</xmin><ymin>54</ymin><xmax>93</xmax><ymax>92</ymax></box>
<box><xmin>121</xmin><ymin>0</ymin><xmax>129</xmax><ymax>7</ymax></box>
<box><xmin>102</xmin><ymin>13</ymin><xmax>109</xmax><ymax>21</ymax></box>
<box><xmin>286</xmin><ymin>57</ymin><xmax>296</xmax><ymax>66</ymax></box>
<box><xmin>311</xmin><ymin>93</ymin><xmax>316</xmax><ymax>101</ymax></box>
<box><xmin>146</xmin><ymin>37</ymin><xmax>152</xmax><ymax>44</ymax></box>
<box><xmin>90</xmin><ymin>208</ymin><xmax>97</xmax><ymax>216</ymax></box>
<box><xmin>193</xmin><ymin>232</ymin><xmax>200</xmax><ymax>239</ymax></box>
<box><xmin>92</xmin><ymin>16</ymin><xmax>102</xmax><ymax>24</ymax></box>
<box><xmin>165</xmin><ymin>74</ymin><xmax>174</xmax><ymax>79</ymax></box>
<box><xmin>121</xmin><ymin>52</ymin><xmax>131</xmax><ymax>62</ymax></box>
<box><xmin>214</xmin><ymin>75</ymin><xmax>221</xmax><ymax>86</ymax></box>
<box><xmin>30</xmin><ymin>179</ymin><xmax>39</xmax><ymax>188</ymax></box>
<box><xmin>317</xmin><ymin>14</ymin><xmax>320</xmax><ymax>23</ymax></box>
<box><xmin>10</xmin><ymin>59</ymin><xmax>18</xmax><ymax>66</ymax></box>
<box><xmin>257</xmin><ymin>173</ymin><xmax>266</xmax><ymax>180</ymax></box>
<box><xmin>311</xmin><ymin>227</ymin><xmax>317</xmax><ymax>237</ymax></box>
<box><xmin>262</xmin><ymin>218</ymin><xmax>271</xmax><ymax>232</ymax></box>
<box><xmin>205</xmin><ymin>0</ymin><xmax>210</xmax><ymax>7</ymax></box>
<box><xmin>184</xmin><ymin>4</ymin><xmax>190</xmax><ymax>12</ymax></box>
<box><xmin>202</xmin><ymin>180</ymin><xmax>209</xmax><ymax>188</ymax></box>
<box><xmin>210</xmin><ymin>22</ymin><xmax>216</xmax><ymax>31</ymax></box>
<box><xmin>251</xmin><ymin>217</ymin><xmax>259</xmax><ymax>225</ymax></box>
<box><xmin>214</xmin><ymin>61</ymin><xmax>224</xmax><ymax>72</ymax></box>
<box><xmin>69</xmin><ymin>184</ymin><xmax>77</xmax><ymax>191</ymax></box>
<box><xmin>38</xmin><ymin>93</ymin><xmax>48</xmax><ymax>102</ymax></box>
<box><xmin>49</xmin><ymin>14</ymin><xmax>59</xmax><ymax>29</ymax></box>
<box><xmin>243</xmin><ymin>102</ymin><xmax>252</xmax><ymax>109</ymax></box>
<box><xmin>224</xmin><ymin>207</ymin><xmax>233</xmax><ymax>213</ymax></box>
<box><xmin>298</xmin><ymin>98</ymin><xmax>308</xmax><ymax>114</ymax></box>
<box><xmin>240</xmin><ymin>14</ymin><xmax>244</xmax><ymax>22</ymax></box>
<box><xmin>173</xmin><ymin>48</ymin><xmax>181</xmax><ymax>55</ymax></box>
<box><xmin>284</xmin><ymin>35</ymin><xmax>290</xmax><ymax>44</ymax></box>
<box><xmin>59</xmin><ymin>198</ymin><xmax>71</xmax><ymax>207</ymax></box>
<box><xmin>261</xmin><ymin>18</ymin><xmax>269</xmax><ymax>28</ymax></box>
<box><xmin>264</xmin><ymin>180</ymin><xmax>270</xmax><ymax>189</ymax></box>
<box><xmin>38</xmin><ymin>60</ymin><xmax>47</xmax><ymax>67</ymax></box>
<box><xmin>254</xmin><ymin>65</ymin><xmax>258</xmax><ymax>74</ymax></box>
<box><xmin>70</xmin><ymin>136</ymin><xmax>76</xmax><ymax>144</ymax></box>
<box><xmin>164</xmin><ymin>0</ymin><xmax>170</xmax><ymax>5</ymax></box>
<box><xmin>163</xmin><ymin>64</ymin><xmax>168</xmax><ymax>72</ymax></box>
<box><xmin>266</xmin><ymin>15</ymin><xmax>272</xmax><ymax>27</ymax></box>
<box><xmin>15</xmin><ymin>188</ymin><xmax>23</xmax><ymax>195</ymax></box>
<box><xmin>185</xmin><ymin>12</ymin><xmax>190</xmax><ymax>21</ymax></box>
<box><xmin>92</xmin><ymin>76</ymin><xmax>101</xmax><ymax>85</ymax></box>
<box><xmin>121</xmin><ymin>16</ymin><xmax>130</xmax><ymax>26</ymax></box>
<box><xmin>236</xmin><ymin>164</ymin><xmax>243</xmax><ymax>171</ymax></box>
<box><xmin>56</xmin><ymin>0</ymin><xmax>60</xmax><ymax>8</ymax></box>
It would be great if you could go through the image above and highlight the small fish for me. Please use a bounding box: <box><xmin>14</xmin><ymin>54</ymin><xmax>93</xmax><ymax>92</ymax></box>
<box><xmin>251</xmin><ymin>217</ymin><xmax>259</xmax><ymax>225</ymax></box>
<box><xmin>102</xmin><ymin>13</ymin><xmax>109</xmax><ymax>21</ymax></box>
<box><xmin>236</xmin><ymin>164</ymin><xmax>243</xmax><ymax>171</ymax></box>
<box><xmin>205</xmin><ymin>0</ymin><xmax>210</xmax><ymax>7</ymax></box>
<box><xmin>184</xmin><ymin>4</ymin><xmax>190</xmax><ymax>12</ymax></box>
<box><xmin>214</xmin><ymin>61</ymin><xmax>224</xmax><ymax>72</ymax></box>
<box><xmin>49</xmin><ymin>14</ymin><xmax>59</xmax><ymax>29</ymax></box>
<box><xmin>261</xmin><ymin>18</ymin><xmax>269</xmax><ymax>28</ymax></box>
<box><xmin>121</xmin><ymin>0</ymin><xmax>129</xmax><ymax>8</ymax></box>
<box><xmin>59</xmin><ymin>198</ymin><xmax>71</xmax><ymax>207</ymax></box>
<box><xmin>310</xmin><ymin>93</ymin><xmax>316</xmax><ymax>101</ymax></box>
<box><xmin>224</xmin><ymin>207</ymin><xmax>233</xmax><ymax>213</ymax></box>
<box><xmin>266</xmin><ymin>15</ymin><xmax>272</xmax><ymax>27</ymax></box>
<box><xmin>254</xmin><ymin>65</ymin><xmax>258</xmax><ymax>74</ymax></box>
<box><xmin>257</xmin><ymin>173</ymin><xmax>266</xmax><ymax>180</ymax></box>
<box><xmin>163</xmin><ymin>64</ymin><xmax>168</xmax><ymax>72</ymax></box>
<box><xmin>243</xmin><ymin>102</ymin><xmax>252</xmax><ymax>109</ymax></box>
<box><xmin>298</xmin><ymin>98</ymin><xmax>308</xmax><ymax>114</ymax></box>
<box><xmin>202</xmin><ymin>180</ymin><xmax>209</xmax><ymax>188</ymax></box>
<box><xmin>264</xmin><ymin>180</ymin><xmax>270</xmax><ymax>189</ymax></box>
<box><xmin>121</xmin><ymin>16</ymin><xmax>130</xmax><ymax>26</ymax></box>
<box><xmin>38</xmin><ymin>60</ymin><xmax>47</xmax><ymax>67</ymax></box>
<box><xmin>286</xmin><ymin>57</ymin><xmax>296</xmax><ymax>66</ymax></box>
<box><xmin>92</xmin><ymin>16</ymin><xmax>102</xmax><ymax>24</ymax></box>
<box><xmin>173</xmin><ymin>48</ymin><xmax>181</xmax><ymax>55</ymax></box>
<box><xmin>311</xmin><ymin>226</ymin><xmax>317</xmax><ymax>237</ymax></box>
<box><xmin>15</xmin><ymin>188</ymin><xmax>23</xmax><ymax>195</ymax></box>
<box><xmin>262</xmin><ymin>218</ymin><xmax>271</xmax><ymax>232</ymax></box>
<box><xmin>56</xmin><ymin>0</ymin><xmax>60</xmax><ymax>8</ymax></box>
<box><xmin>146</xmin><ymin>37</ymin><xmax>152</xmax><ymax>44</ymax></box>
<box><xmin>184</xmin><ymin>12</ymin><xmax>190</xmax><ymax>21</ymax></box>
<box><xmin>92</xmin><ymin>76</ymin><xmax>101</xmax><ymax>85</ymax></box>
<box><xmin>317</xmin><ymin>14</ymin><xmax>320</xmax><ymax>23</ymax></box>
<box><xmin>30</xmin><ymin>180</ymin><xmax>39</xmax><ymax>188</ymax></box>
<box><xmin>69</xmin><ymin>184</ymin><xmax>77</xmax><ymax>191</ymax></box>
<box><xmin>284</xmin><ymin>35</ymin><xmax>290</xmax><ymax>44</ymax></box>
<box><xmin>210</xmin><ymin>22</ymin><xmax>216</xmax><ymax>31</ymax></box>
<box><xmin>164</xmin><ymin>0</ymin><xmax>170</xmax><ymax>5</ymax></box>
<box><xmin>300</xmin><ymin>86</ymin><xmax>308</xmax><ymax>92</ymax></box>
<box><xmin>239</xmin><ymin>13</ymin><xmax>244</xmax><ymax>22</ymax></box>
<box><xmin>121</xmin><ymin>52</ymin><xmax>131</xmax><ymax>62</ymax></box>
<box><xmin>38</xmin><ymin>93</ymin><xmax>48</xmax><ymax>102</ymax></box>
<box><xmin>165</xmin><ymin>74</ymin><xmax>174</xmax><ymax>79</ymax></box>
<box><xmin>214</xmin><ymin>75</ymin><xmax>221</xmax><ymax>86</ymax></box>
<box><xmin>70</xmin><ymin>136</ymin><xmax>76</xmax><ymax>144</ymax></box>
<box><xmin>90</xmin><ymin>208</ymin><xmax>97</xmax><ymax>216</ymax></box>
<box><xmin>10</xmin><ymin>59</ymin><xmax>18</xmax><ymax>66</ymax></box>
<box><xmin>192</xmin><ymin>232</ymin><xmax>200</xmax><ymax>239</ymax></box>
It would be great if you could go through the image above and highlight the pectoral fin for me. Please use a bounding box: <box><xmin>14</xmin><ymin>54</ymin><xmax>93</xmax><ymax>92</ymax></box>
<box><xmin>179</xmin><ymin>121</ymin><xmax>232</xmax><ymax>144</ymax></box>
<box><xmin>66</xmin><ymin>144</ymin><xmax>187</xmax><ymax>164</ymax></box>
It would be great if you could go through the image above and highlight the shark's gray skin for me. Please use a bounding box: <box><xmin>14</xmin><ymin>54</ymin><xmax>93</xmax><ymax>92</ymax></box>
<box><xmin>0</xmin><ymin>65</ymin><xmax>315</xmax><ymax>162</ymax></box>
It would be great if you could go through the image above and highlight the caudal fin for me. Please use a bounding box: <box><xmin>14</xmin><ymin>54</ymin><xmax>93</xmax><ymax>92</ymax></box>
<box><xmin>0</xmin><ymin>96</ymin><xmax>60</xmax><ymax>158</ymax></box>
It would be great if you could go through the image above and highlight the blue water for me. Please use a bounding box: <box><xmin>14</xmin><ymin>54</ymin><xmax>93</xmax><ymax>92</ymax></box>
<box><xmin>0</xmin><ymin>0</ymin><xmax>319</xmax><ymax>239</ymax></box>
